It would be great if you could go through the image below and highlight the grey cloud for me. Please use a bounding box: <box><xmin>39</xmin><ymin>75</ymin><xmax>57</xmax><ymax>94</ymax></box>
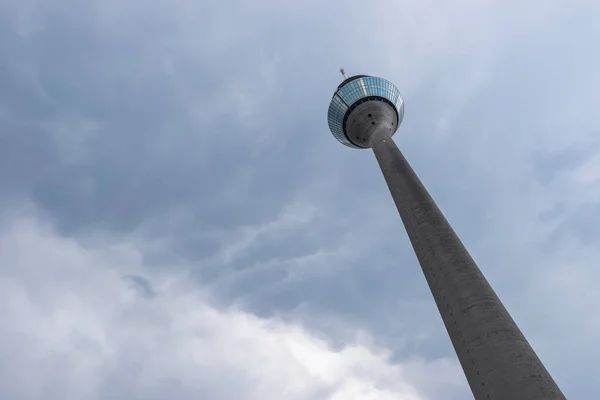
<box><xmin>0</xmin><ymin>217</ymin><xmax>465</xmax><ymax>400</ymax></box>
<box><xmin>123</xmin><ymin>274</ymin><xmax>158</xmax><ymax>298</ymax></box>
<box><xmin>2</xmin><ymin>0</ymin><xmax>600</xmax><ymax>399</ymax></box>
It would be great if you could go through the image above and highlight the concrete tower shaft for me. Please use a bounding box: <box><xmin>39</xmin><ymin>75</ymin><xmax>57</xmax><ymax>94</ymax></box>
<box><xmin>370</xmin><ymin>129</ymin><xmax>565</xmax><ymax>399</ymax></box>
<box><xmin>327</xmin><ymin>75</ymin><xmax>566</xmax><ymax>400</ymax></box>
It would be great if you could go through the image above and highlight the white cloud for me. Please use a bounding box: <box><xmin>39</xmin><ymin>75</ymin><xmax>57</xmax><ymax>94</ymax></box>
<box><xmin>0</xmin><ymin>214</ymin><xmax>465</xmax><ymax>400</ymax></box>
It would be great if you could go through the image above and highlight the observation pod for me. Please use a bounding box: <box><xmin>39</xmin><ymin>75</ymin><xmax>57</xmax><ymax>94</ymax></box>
<box><xmin>327</xmin><ymin>75</ymin><xmax>404</xmax><ymax>148</ymax></box>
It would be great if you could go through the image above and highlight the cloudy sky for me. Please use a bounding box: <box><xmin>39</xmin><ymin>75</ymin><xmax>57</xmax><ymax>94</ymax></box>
<box><xmin>1</xmin><ymin>0</ymin><xmax>599</xmax><ymax>399</ymax></box>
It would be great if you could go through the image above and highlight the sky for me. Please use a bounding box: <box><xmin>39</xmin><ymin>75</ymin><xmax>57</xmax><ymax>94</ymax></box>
<box><xmin>1</xmin><ymin>0</ymin><xmax>600</xmax><ymax>399</ymax></box>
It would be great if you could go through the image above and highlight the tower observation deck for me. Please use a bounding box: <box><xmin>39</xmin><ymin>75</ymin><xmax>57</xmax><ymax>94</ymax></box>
<box><xmin>327</xmin><ymin>74</ymin><xmax>565</xmax><ymax>400</ymax></box>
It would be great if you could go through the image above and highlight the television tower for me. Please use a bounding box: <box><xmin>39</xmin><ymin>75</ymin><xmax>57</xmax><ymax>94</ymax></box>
<box><xmin>327</xmin><ymin>73</ymin><xmax>565</xmax><ymax>400</ymax></box>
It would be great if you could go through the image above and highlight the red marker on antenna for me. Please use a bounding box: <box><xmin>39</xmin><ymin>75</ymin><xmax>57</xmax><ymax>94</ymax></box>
<box><xmin>340</xmin><ymin>68</ymin><xmax>348</xmax><ymax>79</ymax></box>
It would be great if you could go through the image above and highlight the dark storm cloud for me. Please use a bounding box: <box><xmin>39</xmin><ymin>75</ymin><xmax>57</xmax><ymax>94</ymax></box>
<box><xmin>2</xmin><ymin>0</ymin><xmax>600</xmax><ymax>399</ymax></box>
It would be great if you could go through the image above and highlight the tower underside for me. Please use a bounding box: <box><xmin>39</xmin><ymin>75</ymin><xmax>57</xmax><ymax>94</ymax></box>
<box><xmin>344</xmin><ymin>98</ymin><xmax>398</xmax><ymax>148</ymax></box>
<box><xmin>368</xmin><ymin>128</ymin><xmax>565</xmax><ymax>399</ymax></box>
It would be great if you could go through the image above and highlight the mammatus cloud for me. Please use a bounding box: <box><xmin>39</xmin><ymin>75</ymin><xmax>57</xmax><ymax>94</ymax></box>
<box><xmin>0</xmin><ymin>213</ymin><xmax>465</xmax><ymax>400</ymax></box>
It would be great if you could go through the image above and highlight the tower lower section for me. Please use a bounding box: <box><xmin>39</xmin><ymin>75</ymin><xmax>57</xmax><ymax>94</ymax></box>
<box><xmin>370</xmin><ymin>130</ymin><xmax>565</xmax><ymax>400</ymax></box>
